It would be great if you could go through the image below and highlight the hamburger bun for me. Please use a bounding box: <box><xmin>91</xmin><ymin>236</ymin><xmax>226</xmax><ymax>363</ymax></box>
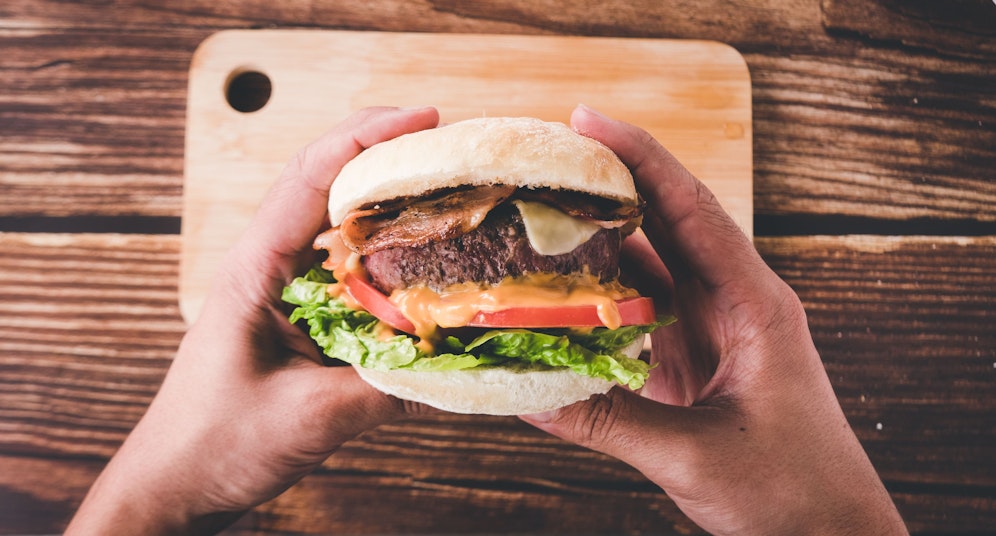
<box><xmin>354</xmin><ymin>335</ymin><xmax>645</xmax><ymax>415</ymax></box>
<box><xmin>328</xmin><ymin>117</ymin><xmax>638</xmax><ymax>226</ymax></box>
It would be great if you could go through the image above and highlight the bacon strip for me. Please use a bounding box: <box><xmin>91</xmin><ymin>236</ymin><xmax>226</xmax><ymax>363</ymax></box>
<box><xmin>325</xmin><ymin>186</ymin><xmax>644</xmax><ymax>257</ymax></box>
<box><xmin>338</xmin><ymin>186</ymin><xmax>516</xmax><ymax>255</ymax></box>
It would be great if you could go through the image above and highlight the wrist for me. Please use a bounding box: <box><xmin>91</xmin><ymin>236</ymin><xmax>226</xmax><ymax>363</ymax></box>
<box><xmin>66</xmin><ymin>466</ymin><xmax>194</xmax><ymax>535</ymax></box>
<box><xmin>802</xmin><ymin>486</ymin><xmax>908</xmax><ymax>536</ymax></box>
<box><xmin>68</xmin><ymin>463</ymin><xmax>246</xmax><ymax>535</ymax></box>
<box><xmin>756</xmin><ymin>452</ymin><xmax>907</xmax><ymax>536</ymax></box>
<box><xmin>67</xmin><ymin>423</ymin><xmax>244</xmax><ymax>535</ymax></box>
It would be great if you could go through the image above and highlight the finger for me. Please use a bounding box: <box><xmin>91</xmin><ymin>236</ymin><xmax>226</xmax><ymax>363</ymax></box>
<box><xmin>520</xmin><ymin>388</ymin><xmax>722</xmax><ymax>483</ymax></box>
<box><xmin>619</xmin><ymin>230</ymin><xmax>674</xmax><ymax>311</ymax></box>
<box><xmin>242</xmin><ymin>106</ymin><xmax>440</xmax><ymax>275</ymax></box>
<box><xmin>619</xmin><ymin>233</ymin><xmax>720</xmax><ymax>406</ymax></box>
<box><xmin>571</xmin><ymin>104</ymin><xmax>760</xmax><ymax>291</ymax></box>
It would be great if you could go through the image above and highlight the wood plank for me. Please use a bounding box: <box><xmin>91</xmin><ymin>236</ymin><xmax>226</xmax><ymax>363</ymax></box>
<box><xmin>1</xmin><ymin>3</ymin><xmax>994</xmax><ymax>224</ymax></box>
<box><xmin>756</xmin><ymin>235</ymin><xmax>996</xmax><ymax>491</ymax></box>
<box><xmin>822</xmin><ymin>0</ymin><xmax>996</xmax><ymax>59</ymax></box>
<box><xmin>748</xmin><ymin>48</ymin><xmax>996</xmax><ymax>224</ymax></box>
<box><xmin>0</xmin><ymin>233</ymin><xmax>181</xmax><ymax>458</ymax></box>
<box><xmin>0</xmin><ymin>28</ymin><xmax>193</xmax><ymax>218</ymax></box>
<box><xmin>0</xmin><ymin>232</ymin><xmax>993</xmax><ymax>533</ymax></box>
<box><xmin>0</xmin><ymin>0</ymin><xmax>533</xmax><ymax>34</ymax></box>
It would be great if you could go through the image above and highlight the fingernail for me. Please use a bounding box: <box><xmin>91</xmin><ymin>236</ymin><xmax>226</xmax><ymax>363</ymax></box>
<box><xmin>576</xmin><ymin>103</ymin><xmax>608</xmax><ymax>119</ymax></box>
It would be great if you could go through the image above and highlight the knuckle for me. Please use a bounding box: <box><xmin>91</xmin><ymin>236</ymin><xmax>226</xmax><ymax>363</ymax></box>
<box><xmin>569</xmin><ymin>392</ymin><xmax>629</xmax><ymax>450</ymax></box>
<box><xmin>693</xmin><ymin>178</ymin><xmax>717</xmax><ymax>206</ymax></box>
<box><xmin>282</xmin><ymin>142</ymin><xmax>332</xmax><ymax>198</ymax></box>
<box><xmin>635</xmin><ymin>128</ymin><xmax>658</xmax><ymax>151</ymax></box>
<box><xmin>759</xmin><ymin>276</ymin><xmax>807</xmax><ymax>324</ymax></box>
<box><xmin>289</xmin><ymin>143</ymin><xmax>313</xmax><ymax>176</ymax></box>
<box><xmin>733</xmin><ymin>278</ymin><xmax>810</xmax><ymax>351</ymax></box>
<box><xmin>774</xmin><ymin>283</ymin><xmax>810</xmax><ymax>333</ymax></box>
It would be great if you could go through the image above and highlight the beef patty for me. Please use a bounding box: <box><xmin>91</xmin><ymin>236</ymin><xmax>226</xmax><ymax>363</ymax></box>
<box><xmin>363</xmin><ymin>203</ymin><xmax>621</xmax><ymax>293</ymax></box>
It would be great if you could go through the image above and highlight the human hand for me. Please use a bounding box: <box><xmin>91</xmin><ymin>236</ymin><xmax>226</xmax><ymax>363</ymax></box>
<box><xmin>67</xmin><ymin>106</ymin><xmax>441</xmax><ymax>535</ymax></box>
<box><xmin>521</xmin><ymin>105</ymin><xmax>908</xmax><ymax>535</ymax></box>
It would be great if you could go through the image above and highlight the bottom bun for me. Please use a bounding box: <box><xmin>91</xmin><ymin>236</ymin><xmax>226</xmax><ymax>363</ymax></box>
<box><xmin>354</xmin><ymin>334</ymin><xmax>645</xmax><ymax>415</ymax></box>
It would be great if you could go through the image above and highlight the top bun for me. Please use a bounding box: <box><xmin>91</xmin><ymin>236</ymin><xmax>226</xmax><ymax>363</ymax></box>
<box><xmin>328</xmin><ymin>117</ymin><xmax>637</xmax><ymax>226</ymax></box>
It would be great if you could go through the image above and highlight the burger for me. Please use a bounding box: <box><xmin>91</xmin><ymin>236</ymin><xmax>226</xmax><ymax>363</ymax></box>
<box><xmin>282</xmin><ymin>117</ymin><xmax>672</xmax><ymax>415</ymax></box>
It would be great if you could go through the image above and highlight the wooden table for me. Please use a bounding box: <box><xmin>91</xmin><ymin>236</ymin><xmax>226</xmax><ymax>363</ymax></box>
<box><xmin>1</xmin><ymin>1</ymin><xmax>993</xmax><ymax>534</ymax></box>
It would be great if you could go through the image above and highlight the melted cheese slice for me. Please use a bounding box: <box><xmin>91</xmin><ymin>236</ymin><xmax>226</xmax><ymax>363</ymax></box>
<box><xmin>512</xmin><ymin>200</ymin><xmax>601</xmax><ymax>256</ymax></box>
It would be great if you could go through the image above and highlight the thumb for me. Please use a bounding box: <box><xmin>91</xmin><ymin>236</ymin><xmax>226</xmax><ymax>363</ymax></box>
<box><xmin>520</xmin><ymin>388</ymin><xmax>716</xmax><ymax>478</ymax></box>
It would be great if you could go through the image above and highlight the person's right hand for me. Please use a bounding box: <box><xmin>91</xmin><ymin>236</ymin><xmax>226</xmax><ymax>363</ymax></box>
<box><xmin>521</xmin><ymin>105</ymin><xmax>908</xmax><ymax>535</ymax></box>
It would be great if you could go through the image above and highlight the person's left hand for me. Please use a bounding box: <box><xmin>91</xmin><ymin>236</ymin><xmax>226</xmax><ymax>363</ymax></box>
<box><xmin>67</xmin><ymin>106</ymin><xmax>441</xmax><ymax>535</ymax></box>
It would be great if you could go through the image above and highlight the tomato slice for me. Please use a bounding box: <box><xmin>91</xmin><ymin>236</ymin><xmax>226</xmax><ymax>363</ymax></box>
<box><xmin>343</xmin><ymin>273</ymin><xmax>656</xmax><ymax>333</ymax></box>
<box><xmin>467</xmin><ymin>297</ymin><xmax>656</xmax><ymax>328</ymax></box>
<box><xmin>342</xmin><ymin>274</ymin><xmax>417</xmax><ymax>334</ymax></box>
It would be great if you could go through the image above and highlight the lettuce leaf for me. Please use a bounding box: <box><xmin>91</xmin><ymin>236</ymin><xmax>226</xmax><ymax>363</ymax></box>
<box><xmin>282</xmin><ymin>267</ymin><xmax>671</xmax><ymax>389</ymax></box>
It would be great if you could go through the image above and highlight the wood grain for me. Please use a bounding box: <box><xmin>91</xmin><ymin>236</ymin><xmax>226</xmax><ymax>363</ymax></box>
<box><xmin>1</xmin><ymin>232</ymin><xmax>993</xmax><ymax>533</ymax></box>
<box><xmin>0</xmin><ymin>28</ymin><xmax>192</xmax><ymax>217</ymax></box>
<box><xmin>1</xmin><ymin>1</ymin><xmax>994</xmax><ymax>226</ymax></box>
<box><xmin>0</xmin><ymin>233</ymin><xmax>181</xmax><ymax>458</ymax></box>
<box><xmin>749</xmin><ymin>48</ymin><xmax>996</xmax><ymax>225</ymax></box>
<box><xmin>822</xmin><ymin>0</ymin><xmax>996</xmax><ymax>59</ymax></box>
<box><xmin>1</xmin><ymin>1</ymin><xmax>994</xmax><ymax>534</ymax></box>
<box><xmin>758</xmin><ymin>235</ymin><xmax>996</xmax><ymax>491</ymax></box>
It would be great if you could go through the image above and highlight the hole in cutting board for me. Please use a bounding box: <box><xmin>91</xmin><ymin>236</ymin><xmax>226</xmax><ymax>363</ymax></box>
<box><xmin>226</xmin><ymin>70</ymin><xmax>272</xmax><ymax>113</ymax></box>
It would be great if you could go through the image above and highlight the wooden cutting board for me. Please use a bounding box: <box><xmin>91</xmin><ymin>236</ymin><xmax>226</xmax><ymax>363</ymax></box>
<box><xmin>181</xmin><ymin>30</ymin><xmax>752</xmax><ymax>323</ymax></box>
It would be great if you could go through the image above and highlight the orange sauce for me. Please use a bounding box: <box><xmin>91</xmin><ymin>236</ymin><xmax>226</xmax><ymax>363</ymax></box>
<box><xmin>332</xmin><ymin>252</ymin><xmax>363</xmax><ymax>284</ymax></box>
<box><xmin>390</xmin><ymin>273</ymin><xmax>637</xmax><ymax>335</ymax></box>
<box><xmin>323</xmin><ymin>248</ymin><xmax>636</xmax><ymax>349</ymax></box>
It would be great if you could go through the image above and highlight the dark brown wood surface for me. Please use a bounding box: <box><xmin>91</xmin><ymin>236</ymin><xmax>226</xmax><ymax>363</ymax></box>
<box><xmin>1</xmin><ymin>1</ymin><xmax>993</xmax><ymax>534</ymax></box>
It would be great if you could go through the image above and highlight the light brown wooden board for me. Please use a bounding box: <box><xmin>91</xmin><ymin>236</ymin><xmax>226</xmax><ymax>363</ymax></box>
<box><xmin>181</xmin><ymin>30</ymin><xmax>752</xmax><ymax>322</ymax></box>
